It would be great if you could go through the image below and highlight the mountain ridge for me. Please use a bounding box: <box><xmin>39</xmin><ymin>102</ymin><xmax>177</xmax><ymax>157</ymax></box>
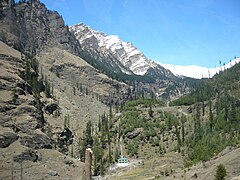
<box><xmin>0</xmin><ymin>0</ymin><xmax>81</xmax><ymax>57</ymax></box>
<box><xmin>70</xmin><ymin>23</ymin><xmax>175</xmax><ymax>80</ymax></box>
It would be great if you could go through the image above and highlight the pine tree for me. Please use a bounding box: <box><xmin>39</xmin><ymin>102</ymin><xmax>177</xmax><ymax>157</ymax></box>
<box><xmin>230</xmin><ymin>101</ymin><xmax>237</xmax><ymax>125</ymax></box>
<box><xmin>73</xmin><ymin>86</ymin><xmax>76</xmax><ymax>95</ymax></box>
<box><xmin>114</xmin><ymin>148</ymin><xmax>120</xmax><ymax>162</ymax></box>
<box><xmin>141</xmin><ymin>90</ymin><xmax>145</xmax><ymax>99</ymax></box>
<box><xmin>30</xmin><ymin>58</ymin><xmax>39</xmax><ymax>73</ymax></box>
<box><xmin>100</xmin><ymin>157</ymin><xmax>104</xmax><ymax>176</ymax></box>
<box><xmin>215</xmin><ymin>164</ymin><xmax>227</xmax><ymax>180</ymax></box>
<box><xmin>93</xmin><ymin>135</ymin><xmax>103</xmax><ymax>175</ymax></box>
<box><xmin>80</xmin><ymin>83</ymin><xmax>83</xmax><ymax>92</ymax></box>
<box><xmin>108</xmin><ymin>143</ymin><xmax>112</xmax><ymax>164</ymax></box>
<box><xmin>98</xmin><ymin>117</ymin><xmax>102</xmax><ymax>132</ymax></box>
<box><xmin>209</xmin><ymin>100</ymin><xmax>214</xmax><ymax>132</ymax></box>
<box><xmin>181</xmin><ymin>115</ymin><xmax>186</xmax><ymax>143</ymax></box>
<box><xmin>64</xmin><ymin>116</ymin><xmax>68</xmax><ymax>128</ymax></box>
<box><xmin>202</xmin><ymin>101</ymin><xmax>205</xmax><ymax>116</ymax></box>
<box><xmin>175</xmin><ymin>125</ymin><xmax>181</xmax><ymax>152</ymax></box>
<box><xmin>109</xmin><ymin>105</ymin><xmax>113</xmax><ymax>119</ymax></box>
<box><xmin>85</xmin><ymin>121</ymin><xmax>93</xmax><ymax>147</ymax></box>
<box><xmin>148</xmin><ymin>104</ymin><xmax>153</xmax><ymax>118</ymax></box>
<box><xmin>12</xmin><ymin>88</ymin><xmax>18</xmax><ymax>104</ymax></box>
<box><xmin>79</xmin><ymin>135</ymin><xmax>86</xmax><ymax>162</ymax></box>
<box><xmin>216</xmin><ymin>94</ymin><xmax>220</xmax><ymax>116</ymax></box>
<box><xmin>194</xmin><ymin>103</ymin><xmax>202</xmax><ymax>142</ymax></box>
<box><xmin>24</xmin><ymin>60</ymin><xmax>31</xmax><ymax>83</ymax></box>
<box><xmin>44</xmin><ymin>76</ymin><xmax>51</xmax><ymax>98</ymax></box>
<box><xmin>224</xmin><ymin>101</ymin><xmax>229</xmax><ymax>122</ymax></box>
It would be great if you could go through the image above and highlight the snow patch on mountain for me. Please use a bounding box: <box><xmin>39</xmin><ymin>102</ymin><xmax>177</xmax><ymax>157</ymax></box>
<box><xmin>159</xmin><ymin>58</ymin><xmax>240</xmax><ymax>79</ymax></box>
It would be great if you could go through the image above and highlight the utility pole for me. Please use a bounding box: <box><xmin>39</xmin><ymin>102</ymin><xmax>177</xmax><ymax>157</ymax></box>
<box><xmin>20</xmin><ymin>161</ymin><xmax>23</xmax><ymax>180</ymax></box>
<box><xmin>11</xmin><ymin>161</ymin><xmax>14</xmax><ymax>180</ymax></box>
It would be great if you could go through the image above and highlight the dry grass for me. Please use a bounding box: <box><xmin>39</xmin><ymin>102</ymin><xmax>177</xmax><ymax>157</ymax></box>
<box><xmin>0</xmin><ymin>41</ymin><xmax>21</xmax><ymax>59</ymax></box>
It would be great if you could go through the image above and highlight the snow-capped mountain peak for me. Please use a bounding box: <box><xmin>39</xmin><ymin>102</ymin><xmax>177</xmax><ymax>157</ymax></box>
<box><xmin>70</xmin><ymin>23</ymin><xmax>174</xmax><ymax>78</ymax></box>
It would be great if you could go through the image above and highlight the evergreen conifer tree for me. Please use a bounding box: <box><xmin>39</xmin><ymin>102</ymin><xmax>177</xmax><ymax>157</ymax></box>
<box><xmin>215</xmin><ymin>164</ymin><xmax>227</xmax><ymax>180</ymax></box>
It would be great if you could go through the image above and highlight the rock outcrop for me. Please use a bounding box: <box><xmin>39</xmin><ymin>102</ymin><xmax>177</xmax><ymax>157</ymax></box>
<box><xmin>0</xmin><ymin>51</ymin><xmax>53</xmax><ymax>146</ymax></box>
<box><xmin>20</xmin><ymin>133</ymin><xmax>53</xmax><ymax>149</ymax></box>
<box><xmin>0</xmin><ymin>0</ymin><xmax>81</xmax><ymax>56</ymax></box>
<box><xmin>125</xmin><ymin>128</ymin><xmax>143</xmax><ymax>139</ymax></box>
<box><xmin>13</xmin><ymin>149</ymin><xmax>41</xmax><ymax>162</ymax></box>
<box><xmin>44</xmin><ymin>102</ymin><xmax>58</xmax><ymax>115</ymax></box>
<box><xmin>0</xmin><ymin>131</ymin><xmax>18</xmax><ymax>148</ymax></box>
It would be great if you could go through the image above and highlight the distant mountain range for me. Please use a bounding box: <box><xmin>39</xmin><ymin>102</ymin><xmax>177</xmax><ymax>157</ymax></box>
<box><xmin>70</xmin><ymin>23</ymin><xmax>239</xmax><ymax>80</ymax></box>
<box><xmin>160</xmin><ymin>58</ymin><xmax>240</xmax><ymax>79</ymax></box>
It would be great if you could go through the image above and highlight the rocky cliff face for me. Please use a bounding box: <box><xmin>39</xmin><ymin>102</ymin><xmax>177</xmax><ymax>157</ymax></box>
<box><xmin>0</xmin><ymin>0</ymin><xmax>81</xmax><ymax>56</ymax></box>
<box><xmin>0</xmin><ymin>0</ymin><xmax>15</xmax><ymax>9</ymax></box>
<box><xmin>0</xmin><ymin>53</ymin><xmax>49</xmax><ymax>147</ymax></box>
<box><xmin>70</xmin><ymin>23</ymin><xmax>175</xmax><ymax>79</ymax></box>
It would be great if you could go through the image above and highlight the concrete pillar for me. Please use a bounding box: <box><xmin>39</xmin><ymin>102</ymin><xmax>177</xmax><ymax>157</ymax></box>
<box><xmin>84</xmin><ymin>148</ymin><xmax>92</xmax><ymax>180</ymax></box>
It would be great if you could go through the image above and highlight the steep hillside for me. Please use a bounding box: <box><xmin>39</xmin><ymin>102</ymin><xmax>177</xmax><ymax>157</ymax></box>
<box><xmin>1</xmin><ymin>0</ymin><xmax>118</xmax><ymax>160</ymax></box>
<box><xmin>37</xmin><ymin>47</ymin><xmax>130</xmax><ymax>106</ymax></box>
<box><xmin>0</xmin><ymin>41</ymin><xmax>84</xmax><ymax>180</ymax></box>
<box><xmin>170</xmin><ymin>60</ymin><xmax>240</xmax><ymax>106</ymax></box>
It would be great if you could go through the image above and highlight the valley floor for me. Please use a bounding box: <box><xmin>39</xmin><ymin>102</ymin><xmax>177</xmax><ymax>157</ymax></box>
<box><xmin>102</xmin><ymin>146</ymin><xmax>240</xmax><ymax>180</ymax></box>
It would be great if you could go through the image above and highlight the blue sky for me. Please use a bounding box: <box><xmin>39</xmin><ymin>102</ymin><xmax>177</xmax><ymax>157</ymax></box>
<box><xmin>39</xmin><ymin>0</ymin><xmax>239</xmax><ymax>68</ymax></box>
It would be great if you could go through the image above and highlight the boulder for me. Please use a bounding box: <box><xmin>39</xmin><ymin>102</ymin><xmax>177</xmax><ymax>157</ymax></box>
<box><xmin>0</xmin><ymin>132</ymin><xmax>18</xmax><ymax>148</ymax></box>
<box><xmin>15</xmin><ymin>120</ymin><xmax>38</xmax><ymax>133</ymax></box>
<box><xmin>17</xmin><ymin>105</ymin><xmax>36</xmax><ymax>114</ymax></box>
<box><xmin>48</xmin><ymin>171</ymin><xmax>59</xmax><ymax>176</ymax></box>
<box><xmin>64</xmin><ymin>159</ymin><xmax>75</xmax><ymax>166</ymax></box>
<box><xmin>16</xmin><ymin>80</ymin><xmax>32</xmax><ymax>95</ymax></box>
<box><xmin>45</xmin><ymin>102</ymin><xmax>58</xmax><ymax>114</ymax></box>
<box><xmin>13</xmin><ymin>149</ymin><xmax>41</xmax><ymax>162</ymax></box>
<box><xmin>57</xmin><ymin>128</ymin><xmax>73</xmax><ymax>154</ymax></box>
<box><xmin>126</xmin><ymin>128</ymin><xmax>143</xmax><ymax>139</ymax></box>
<box><xmin>15</xmin><ymin>87</ymin><xmax>26</xmax><ymax>95</ymax></box>
<box><xmin>59</xmin><ymin>128</ymin><xmax>73</xmax><ymax>145</ymax></box>
<box><xmin>20</xmin><ymin>133</ymin><xmax>53</xmax><ymax>149</ymax></box>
